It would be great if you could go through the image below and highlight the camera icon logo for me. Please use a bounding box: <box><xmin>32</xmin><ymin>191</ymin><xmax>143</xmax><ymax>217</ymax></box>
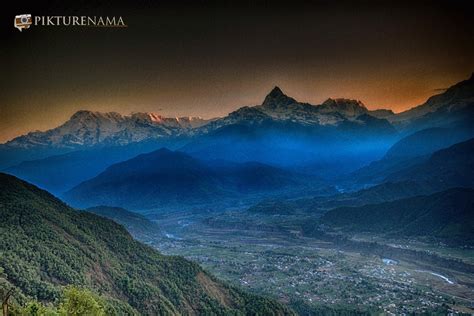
<box><xmin>14</xmin><ymin>14</ymin><xmax>32</xmax><ymax>32</ymax></box>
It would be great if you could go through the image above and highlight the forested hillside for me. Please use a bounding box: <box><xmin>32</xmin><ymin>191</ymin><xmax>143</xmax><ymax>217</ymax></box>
<box><xmin>321</xmin><ymin>188</ymin><xmax>474</xmax><ymax>245</ymax></box>
<box><xmin>0</xmin><ymin>173</ymin><xmax>293</xmax><ymax>315</ymax></box>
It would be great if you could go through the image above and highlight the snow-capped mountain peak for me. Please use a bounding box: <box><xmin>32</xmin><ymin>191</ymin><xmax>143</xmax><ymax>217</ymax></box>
<box><xmin>5</xmin><ymin>110</ymin><xmax>210</xmax><ymax>149</ymax></box>
<box><xmin>261</xmin><ymin>86</ymin><xmax>298</xmax><ymax>109</ymax></box>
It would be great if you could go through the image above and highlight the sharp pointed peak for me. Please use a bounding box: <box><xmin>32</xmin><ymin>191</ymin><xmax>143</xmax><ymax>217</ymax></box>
<box><xmin>268</xmin><ymin>86</ymin><xmax>285</xmax><ymax>97</ymax></box>
<box><xmin>262</xmin><ymin>86</ymin><xmax>297</xmax><ymax>107</ymax></box>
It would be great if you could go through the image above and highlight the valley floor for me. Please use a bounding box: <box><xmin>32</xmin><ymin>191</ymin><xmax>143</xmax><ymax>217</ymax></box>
<box><xmin>137</xmin><ymin>210</ymin><xmax>474</xmax><ymax>315</ymax></box>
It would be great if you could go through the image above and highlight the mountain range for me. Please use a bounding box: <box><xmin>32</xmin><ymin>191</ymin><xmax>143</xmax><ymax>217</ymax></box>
<box><xmin>66</xmin><ymin>135</ymin><xmax>474</xmax><ymax>214</ymax></box>
<box><xmin>250</xmin><ymin>138</ymin><xmax>474</xmax><ymax>219</ymax></box>
<box><xmin>1</xmin><ymin>73</ymin><xmax>473</xmax><ymax>212</ymax></box>
<box><xmin>180</xmin><ymin>87</ymin><xmax>398</xmax><ymax>170</ymax></box>
<box><xmin>389</xmin><ymin>73</ymin><xmax>474</xmax><ymax>131</ymax></box>
<box><xmin>5</xmin><ymin>73</ymin><xmax>473</xmax><ymax>154</ymax></box>
<box><xmin>1</xmin><ymin>73</ymin><xmax>474</xmax><ymax>314</ymax></box>
<box><xmin>3</xmin><ymin>74</ymin><xmax>473</xmax><ymax>193</ymax></box>
<box><xmin>6</xmin><ymin>111</ymin><xmax>209</xmax><ymax>149</ymax></box>
<box><xmin>0</xmin><ymin>88</ymin><xmax>389</xmax><ymax>169</ymax></box>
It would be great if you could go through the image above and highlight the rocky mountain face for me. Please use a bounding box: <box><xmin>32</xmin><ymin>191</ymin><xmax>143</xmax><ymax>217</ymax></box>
<box><xmin>258</xmin><ymin>87</ymin><xmax>370</xmax><ymax>122</ymax></box>
<box><xmin>4</xmin><ymin>74</ymin><xmax>474</xmax><ymax>153</ymax></box>
<box><xmin>389</xmin><ymin>73</ymin><xmax>474</xmax><ymax>130</ymax></box>
<box><xmin>3</xmin><ymin>86</ymin><xmax>391</xmax><ymax>151</ymax></box>
<box><xmin>200</xmin><ymin>87</ymin><xmax>381</xmax><ymax>131</ymax></box>
<box><xmin>2</xmin><ymin>74</ymin><xmax>473</xmax><ymax>176</ymax></box>
<box><xmin>182</xmin><ymin>87</ymin><xmax>397</xmax><ymax>171</ymax></box>
<box><xmin>5</xmin><ymin>111</ymin><xmax>209</xmax><ymax>149</ymax></box>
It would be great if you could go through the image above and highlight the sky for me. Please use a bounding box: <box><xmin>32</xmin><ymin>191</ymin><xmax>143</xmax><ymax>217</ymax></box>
<box><xmin>1</xmin><ymin>0</ymin><xmax>473</xmax><ymax>143</ymax></box>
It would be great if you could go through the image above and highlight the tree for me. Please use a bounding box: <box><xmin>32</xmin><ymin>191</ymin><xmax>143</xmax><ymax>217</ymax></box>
<box><xmin>14</xmin><ymin>301</ymin><xmax>57</xmax><ymax>316</ymax></box>
<box><xmin>2</xmin><ymin>288</ymin><xmax>14</xmax><ymax>316</ymax></box>
<box><xmin>57</xmin><ymin>287</ymin><xmax>105</xmax><ymax>316</ymax></box>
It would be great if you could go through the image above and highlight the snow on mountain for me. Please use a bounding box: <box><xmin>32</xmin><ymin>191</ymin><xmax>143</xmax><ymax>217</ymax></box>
<box><xmin>7</xmin><ymin>74</ymin><xmax>472</xmax><ymax>151</ymax></box>
<box><xmin>5</xmin><ymin>111</ymin><xmax>210</xmax><ymax>149</ymax></box>
<box><xmin>200</xmin><ymin>86</ymin><xmax>379</xmax><ymax>132</ymax></box>
<box><xmin>368</xmin><ymin>109</ymin><xmax>395</xmax><ymax>119</ymax></box>
<box><xmin>6</xmin><ymin>87</ymin><xmax>389</xmax><ymax>150</ymax></box>
<box><xmin>391</xmin><ymin>73</ymin><xmax>474</xmax><ymax>124</ymax></box>
<box><xmin>319</xmin><ymin>98</ymin><xmax>368</xmax><ymax>117</ymax></box>
<box><xmin>256</xmin><ymin>87</ymin><xmax>374</xmax><ymax>126</ymax></box>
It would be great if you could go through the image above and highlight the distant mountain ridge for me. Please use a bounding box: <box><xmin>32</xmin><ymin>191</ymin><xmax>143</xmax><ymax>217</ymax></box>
<box><xmin>1</xmin><ymin>85</ymin><xmax>397</xmax><ymax>158</ymax></box>
<box><xmin>390</xmin><ymin>72</ymin><xmax>474</xmax><ymax>131</ymax></box>
<box><xmin>0</xmin><ymin>86</ymin><xmax>395</xmax><ymax>170</ymax></box>
<box><xmin>250</xmin><ymin>137</ymin><xmax>474</xmax><ymax>216</ymax></box>
<box><xmin>5</xmin><ymin>110</ymin><xmax>210</xmax><ymax>150</ymax></box>
<box><xmin>4</xmin><ymin>73</ymin><xmax>473</xmax><ymax>153</ymax></box>
<box><xmin>350</xmin><ymin>125</ymin><xmax>474</xmax><ymax>186</ymax></box>
<box><xmin>2</xmin><ymin>73</ymin><xmax>473</xmax><ymax>184</ymax></box>
<box><xmin>4</xmin><ymin>139</ymin><xmax>186</xmax><ymax>195</ymax></box>
<box><xmin>63</xmin><ymin>148</ymin><xmax>312</xmax><ymax>210</ymax></box>
<box><xmin>384</xmin><ymin>126</ymin><xmax>474</xmax><ymax>160</ymax></box>
<box><xmin>198</xmin><ymin>86</ymin><xmax>391</xmax><ymax>132</ymax></box>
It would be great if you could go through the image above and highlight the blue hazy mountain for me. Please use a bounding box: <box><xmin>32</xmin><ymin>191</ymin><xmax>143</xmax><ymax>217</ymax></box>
<box><xmin>66</xmin><ymin>137</ymin><xmax>473</xmax><ymax>216</ymax></box>
<box><xmin>385</xmin><ymin>126</ymin><xmax>474</xmax><ymax>160</ymax></box>
<box><xmin>343</xmin><ymin>138</ymin><xmax>474</xmax><ymax>203</ymax></box>
<box><xmin>386</xmin><ymin>138</ymin><xmax>474</xmax><ymax>188</ymax></box>
<box><xmin>4</xmin><ymin>89</ymin><xmax>400</xmax><ymax>192</ymax></box>
<box><xmin>4</xmin><ymin>138</ymin><xmax>188</xmax><ymax>195</ymax></box>
<box><xmin>63</xmin><ymin>148</ymin><xmax>314</xmax><ymax>210</ymax></box>
<box><xmin>350</xmin><ymin>126</ymin><xmax>474</xmax><ymax>185</ymax></box>
<box><xmin>251</xmin><ymin>137</ymin><xmax>474</xmax><ymax>215</ymax></box>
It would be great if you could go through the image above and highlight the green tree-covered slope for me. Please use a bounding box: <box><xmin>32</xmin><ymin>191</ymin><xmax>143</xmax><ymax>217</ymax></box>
<box><xmin>321</xmin><ymin>188</ymin><xmax>474</xmax><ymax>245</ymax></box>
<box><xmin>0</xmin><ymin>173</ymin><xmax>293</xmax><ymax>315</ymax></box>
